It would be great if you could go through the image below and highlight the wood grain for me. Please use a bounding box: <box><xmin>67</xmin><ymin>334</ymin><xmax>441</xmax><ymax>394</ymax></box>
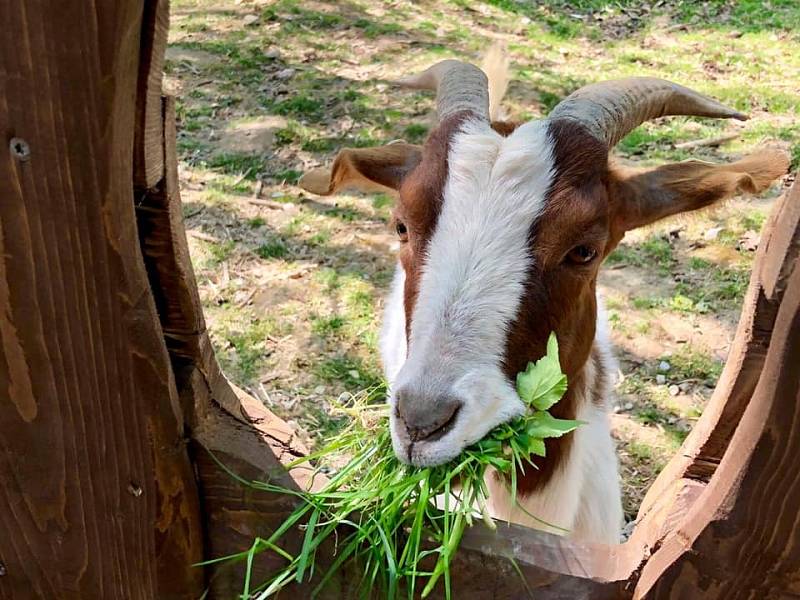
<box><xmin>134</xmin><ymin>0</ymin><xmax>170</xmax><ymax>188</ymax></box>
<box><xmin>0</xmin><ymin>1</ymin><xmax>203</xmax><ymax>598</ymax></box>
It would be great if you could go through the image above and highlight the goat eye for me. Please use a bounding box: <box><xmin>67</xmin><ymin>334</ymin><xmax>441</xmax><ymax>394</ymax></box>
<box><xmin>567</xmin><ymin>245</ymin><xmax>597</xmax><ymax>264</ymax></box>
<box><xmin>395</xmin><ymin>221</ymin><xmax>408</xmax><ymax>238</ymax></box>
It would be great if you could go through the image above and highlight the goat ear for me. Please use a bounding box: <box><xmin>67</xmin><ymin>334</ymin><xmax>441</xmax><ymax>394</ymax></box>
<box><xmin>299</xmin><ymin>143</ymin><xmax>422</xmax><ymax>196</ymax></box>
<box><xmin>610</xmin><ymin>148</ymin><xmax>789</xmax><ymax>232</ymax></box>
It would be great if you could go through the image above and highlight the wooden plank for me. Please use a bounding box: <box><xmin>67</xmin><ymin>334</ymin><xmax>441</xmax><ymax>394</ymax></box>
<box><xmin>0</xmin><ymin>1</ymin><xmax>203</xmax><ymax>598</ymax></box>
<box><xmin>134</xmin><ymin>0</ymin><xmax>170</xmax><ymax>188</ymax></box>
<box><xmin>635</xmin><ymin>240</ymin><xmax>800</xmax><ymax>599</ymax></box>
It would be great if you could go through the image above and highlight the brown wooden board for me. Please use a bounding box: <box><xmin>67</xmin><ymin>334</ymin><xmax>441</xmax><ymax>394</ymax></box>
<box><xmin>0</xmin><ymin>1</ymin><xmax>203</xmax><ymax>598</ymax></box>
<box><xmin>134</xmin><ymin>0</ymin><xmax>170</xmax><ymax>188</ymax></box>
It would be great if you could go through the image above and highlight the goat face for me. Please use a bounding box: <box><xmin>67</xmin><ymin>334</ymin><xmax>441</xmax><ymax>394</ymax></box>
<box><xmin>301</xmin><ymin>63</ymin><xmax>789</xmax><ymax>469</ymax></box>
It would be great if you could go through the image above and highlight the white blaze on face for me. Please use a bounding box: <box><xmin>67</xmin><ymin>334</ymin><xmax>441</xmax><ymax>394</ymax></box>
<box><xmin>389</xmin><ymin>118</ymin><xmax>556</xmax><ymax>466</ymax></box>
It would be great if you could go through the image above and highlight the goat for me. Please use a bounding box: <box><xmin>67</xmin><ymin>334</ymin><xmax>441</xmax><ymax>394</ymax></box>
<box><xmin>300</xmin><ymin>59</ymin><xmax>789</xmax><ymax>544</ymax></box>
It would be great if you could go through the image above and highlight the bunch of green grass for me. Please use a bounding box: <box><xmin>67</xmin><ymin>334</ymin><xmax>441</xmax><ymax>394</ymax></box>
<box><xmin>213</xmin><ymin>333</ymin><xmax>579</xmax><ymax>599</ymax></box>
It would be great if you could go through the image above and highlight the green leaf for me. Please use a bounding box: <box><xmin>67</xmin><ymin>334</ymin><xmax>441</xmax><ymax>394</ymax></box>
<box><xmin>528</xmin><ymin>438</ymin><xmax>546</xmax><ymax>457</ymax></box>
<box><xmin>515</xmin><ymin>332</ymin><xmax>568</xmax><ymax>411</ymax></box>
<box><xmin>525</xmin><ymin>411</ymin><xmax>582</xmax><ymax>439</ymax></box>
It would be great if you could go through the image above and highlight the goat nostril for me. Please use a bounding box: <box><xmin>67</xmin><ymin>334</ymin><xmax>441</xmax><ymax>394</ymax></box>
<box><xmin>404</xmin><ymin>398</ymin><xmax>461</xmax><ymax>443</ymax></box>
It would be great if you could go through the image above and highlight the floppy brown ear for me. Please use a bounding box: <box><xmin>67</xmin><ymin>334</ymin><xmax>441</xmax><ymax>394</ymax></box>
<box><xmin>299</xmin><ymin>143</ymin><xmax>422</xmax><ymax>196</ymax></box>
<box><xmin>610</xmin><ymin>148</ymin><xmax>790</xmax><ymax>232</ymax></box>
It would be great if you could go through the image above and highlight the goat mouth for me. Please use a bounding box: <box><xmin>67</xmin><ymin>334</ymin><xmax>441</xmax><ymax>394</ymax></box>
<box><xmin>404</xmin><ymin>406</ymin><xmax>462</xmax><ymax>465</ymax></box>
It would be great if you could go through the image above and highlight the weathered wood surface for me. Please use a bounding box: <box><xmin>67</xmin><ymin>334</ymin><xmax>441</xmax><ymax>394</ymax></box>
<box><xmin>134</xmin><ymin>0</ymin><xmax>170</xmax><ymax>188</ymax></box>
<box><xmin>0</xmin><ymin>1</ymin><xmax>203</xmax><ymax>598</ymax></box>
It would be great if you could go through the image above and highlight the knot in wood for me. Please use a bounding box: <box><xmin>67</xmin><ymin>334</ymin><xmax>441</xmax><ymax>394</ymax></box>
<box><xmin>9</xmin><ymin>138</ymin><xmax>31</xmax><ymax>161</ymax></box>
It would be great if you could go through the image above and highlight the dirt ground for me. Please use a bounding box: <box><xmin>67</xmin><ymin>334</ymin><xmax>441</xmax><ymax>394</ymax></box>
<box><xmin>166</xmin><ymin>0</ymin><xmax>798</xmax><ymax>521</ymax></box>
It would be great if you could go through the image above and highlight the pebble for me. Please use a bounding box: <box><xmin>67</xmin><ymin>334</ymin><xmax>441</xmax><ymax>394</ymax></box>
<box><xmin>313</xmin><ymin>385</ymin><xmax>325</xmax><ymax>395</ymax></box>
<box><xmin>275</xmin><ymin>68</ymin><xmax>296</xmax><ymax>80</ymax></box>
<box><xmin>242</xmin><ymin>14</ymin><xmax>259</xmax><ymax>26</ymax></box>
<box><xmin>623</xmin><ymin>402</ymin><xmax>634</xmax><ymax>411</ymax></box>
<box><xmin>658</xmin><ymin>361</ymin><xmax>671</xmax><ymax>372</ymax></box>
<box><xmin>668</xmin><ymin>384</ymin><xmax>680</xmax><ymax>396</ymax></box>
<box><xmin>656</xmin><ymin>374</ymin><xmax>666</xmax><ymax>385</ymax></box>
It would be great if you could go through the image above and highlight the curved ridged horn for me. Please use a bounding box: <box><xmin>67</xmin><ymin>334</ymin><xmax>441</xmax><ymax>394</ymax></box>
<box><xmin>548</xmin><ymin>77</ymin><xmax>748</xmax><ymax>148</ymax></box>
<box><xmin>398</xmin><ymin>60</ymin><xmax>490</xmax><ymax>122</ymax></box>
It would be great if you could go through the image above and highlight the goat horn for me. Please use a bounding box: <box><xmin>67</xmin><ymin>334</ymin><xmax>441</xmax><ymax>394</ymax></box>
<box><xmin>548</xmin><ymin>77</ymin><xmax>748</xmax><ymax>148</ymax></box>
<box><xmin>398</xmin><ymin>60</ymin><xmax>490</xmax><ymax>122</ymax></box>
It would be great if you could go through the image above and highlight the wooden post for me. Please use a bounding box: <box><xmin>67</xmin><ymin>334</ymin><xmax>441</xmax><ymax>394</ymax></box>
<box><xmin>0</xmin><ymin>1</ymin><xmax>203</xmax><ymax>598</ymax></box>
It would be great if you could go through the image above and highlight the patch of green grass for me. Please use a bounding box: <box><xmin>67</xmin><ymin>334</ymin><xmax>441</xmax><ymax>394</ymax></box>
<box><xmin>301</xmin><ymin>137</ymin><xmax>337</xmax><ymax>152</ymax></box>
<box><xmin>206</xmin><ymin>153</ymin><xmax>263</xmax><ymax>179</ymax></box>
<box><xmin>353</xmin><ymin>17</ymin><xmax>403</xmax><ymax>39</ymax></box>
<box><xmin>216</xmin><ymin>315</ymin><xmax>284</xmax><ymax>383</ymax></box>
<box><xmin>208</xmin><ymin>174</ymin><xmax>253</xmax><ymax>195</ymax></box>
<box><xmin>274</xmin><ymin>94</ymin><xmax>324</xmax><ymax>120</ymax></box>
<box><xmin>679</xmin><ymin>261</ymin><xmax>750</xmax><ymax>310</ymax></box>
<box><xmin>665</xmin><ymin>346</ymin><xmax>723</xmax><ymax>384</ymax></box>
<box><xmin>314</xmin><ymin>267</ymin><xmax>340</xmax><ymax>290</ymax></box>
<box><xmin>403</xmin><ymin>123</ymin><xmax>429</xmax><ymax>144</ymax></box>
<box><xmin>207</xmin><ymin>240</ymin><xmax>236</xmax><ymax>265</ymax></box>
<box><xmin>606</xmin><ymin>236</ymin><xmax>673</xmax><ymax>273</ymax></box>
<box><xmin>256</xmin><ymin>241</ymin><xmax>288</xmax><ymax>259</ymax></box>
<box><xmin>311</xmin><ymin>315</ymin><xmax>346</xmax><ymax>337</ymax></box>
<box><xmin>272</xmin><ymin>168</ymin><xmax>303</xmax><ymax>184</ymax></box>
<box><xmin>372</xmin><ymin>193</ymin><xmax>394</xmax><ymax>211</ymax></box>
<box><xmin>308</xmin><ymin>229</ymin><xmax>331</xmax><ymax>247</ymax></box>
<box><xmin>631</xmin><ymin>295</ymin><xmax>663</xmax><ymax>311</ymax></box>
<box><xmin>327</xmin><ymin>206</ymin><xmax>361</xmax><ymax>222</ymax></box>
<box><xmin>314</xmin><ymin>355</ymin><xmax>382</xmax><ymax>389</ymax></box>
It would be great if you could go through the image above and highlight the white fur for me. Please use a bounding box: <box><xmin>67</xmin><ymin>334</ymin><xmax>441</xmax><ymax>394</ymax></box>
<box><xmin>389</xmin><ymin>118</ymin><xmax>555</xmax><ymax>467</ymax></box>
<box><xmin>379</xmin><ymin>262</ymin><xmax>407</xmax><ymax>385</ymax></box>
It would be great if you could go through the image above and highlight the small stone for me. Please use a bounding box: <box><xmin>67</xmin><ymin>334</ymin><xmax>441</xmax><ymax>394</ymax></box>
<box><xmin>656</xmin><ymin>374</ymin><xmax>666</xmax><ymax>385</ymax></box>
<box><xmin>658</xmin><ymin>361</ymin><xmax>671</xmax><ymax>372</ymax></box>
<box><xmin>313</xmin><ymin>385</ymin><xmax>325</xmax><ymax>395</ymax></box>
<box><xmin>704</xmin><ymin>226</ymin><xmax>723</xmax><ymax>241</ymax></box>
<box><xmin>243</xmin><ymin>14</ymin><xmax>259</xmax><ymax>26</ymax></box>
<box><xmin>679</xmin><ymin>382</ymin><xmax>692</xmax><ymax>393</ymax></box>
<box><xmin>623</xmin><ymin>402</ymin><xmax>634</xmax><ymax>411</ymax></box>
<box><xmin>275</xmin><ymin>68</ymin><xmax>296</xmax><ymax>80</ymax></box>
<box><xmin>668</xmin><ymin>384</ymin><xmax>680</xmax><ymax>396</ymax></box>
<box><xmin>348</xmin><ymin>370</ymin><xmax>360</xmax><ymax>380</ymax></box>
<box><xmin>263</xmin><ymin>48</ymin><xmax>280</xmax><ymax>59</ymax></box>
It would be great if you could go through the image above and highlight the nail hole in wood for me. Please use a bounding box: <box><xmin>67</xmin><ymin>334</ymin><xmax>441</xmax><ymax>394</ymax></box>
<box><xmin>9</xmin><ymin>138</ymin><xmax>30</xmax><ymax>162</ymax></box>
